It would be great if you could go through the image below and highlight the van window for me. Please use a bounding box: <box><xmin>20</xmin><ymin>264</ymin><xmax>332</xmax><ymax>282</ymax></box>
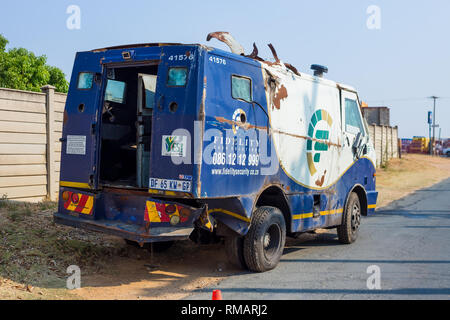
<box><xmin>345</xmin><ymin>98</ymin><xmax>365</xmax><ymax>135</ymax></box>
<box><xmin>167</xmin><ymin>67</ymin><xmax>188</xmax><ymax>87</ymax></box>
<box><xmin>77</xmin><ymin>72</ymin><xmax>94</xmax><ymax>90</ymax></box>
<box><xmin>105</xmin><ymin>79</ymin><xmax>126</xmax><ymax>104</ymax></box>
<box><xmin>232</xmin><ymin>75</ymin><xmax>252</xmax><ymax>102</ymax></box>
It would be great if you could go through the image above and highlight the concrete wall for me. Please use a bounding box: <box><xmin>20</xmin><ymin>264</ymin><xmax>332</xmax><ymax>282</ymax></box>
<box><xmin>0</xmin><ymin>86</ymin><xmax>65</xmax><ymax>202</ymax></box>
<box><xmin>368</xmin><ymin>125</ymin><xmax>399</xmax><ymax>167</ymax></box>
<box><xmin>362</xmin><ymin>107</ymin><xmax>391</xmax><ymax>127</ymax></box>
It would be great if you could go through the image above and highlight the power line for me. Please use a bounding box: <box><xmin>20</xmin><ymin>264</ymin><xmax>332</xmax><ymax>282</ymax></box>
<box><xmin>365</xmin><ymin>96</ymin><xmax>450</xmax><ymax>104</ymax></box>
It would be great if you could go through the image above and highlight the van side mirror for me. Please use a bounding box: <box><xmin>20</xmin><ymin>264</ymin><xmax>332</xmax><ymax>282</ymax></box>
<box><xmin>352</xmin><ymin>133</ymin><xmax>369</xmax><ymax>158</ymax></box>
<box><xmin>352</xmin><ymin>132</ymin><xmax>362</xmax><ymax>152</ymax></box>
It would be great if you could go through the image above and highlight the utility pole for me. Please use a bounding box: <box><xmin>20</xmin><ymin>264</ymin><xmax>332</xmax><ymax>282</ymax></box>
<box><xmin>429</xmin><ymin>96</ymin><xmax>440</xmax><ymax>155</ymax></box>
<box><xmin>428</xmin><ymin>111</ymin><xmax>432</xmax><ymax>155</ymax></box>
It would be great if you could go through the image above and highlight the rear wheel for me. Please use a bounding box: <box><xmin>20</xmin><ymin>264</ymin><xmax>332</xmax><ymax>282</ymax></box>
<box><xmin>224</xmin><ymin>235</ymin><xmax>247</xmax><ymax>269</ymax></box>
<box><xmin>337</xmin><ymin>192</ymin><xmax>361</xmax><ymax>244</ymax></box>
<box><xmin>243</xmin><ymin>206</ymin><xmax>286</xmax><ymax>272</ymax></box>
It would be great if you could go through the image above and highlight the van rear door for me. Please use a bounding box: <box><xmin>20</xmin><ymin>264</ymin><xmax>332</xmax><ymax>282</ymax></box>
<box><xmin>60</xmin><ymin>52</ymin><xmax>104</xmax><ymax>190</ymax></box>
<box><xmin>148</xmin><ymin>46</ymin><xmax>201</xmax><ymax>196</ymax></box>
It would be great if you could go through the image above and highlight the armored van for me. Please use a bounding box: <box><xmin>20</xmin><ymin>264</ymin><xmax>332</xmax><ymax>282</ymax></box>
<box><xmin>55</xmin><ymin>32</ymin><xmax>378</xmax><ymax>272</ymax></box>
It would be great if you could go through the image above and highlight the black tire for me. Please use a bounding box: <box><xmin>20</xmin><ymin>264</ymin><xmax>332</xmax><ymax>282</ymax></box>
<box><xmin>243</xmin><ymin>206</ymin><xmax>286</xmax><ymax>272</ymax></box>
<box><xmin>225</xmin><ymin>235</ymin><xmax>247</xmax><ymax>270</ymax></box>
<box><xmin>337</xmin><ymin>192</ymin><xmax>361</xmax><ymax>244</ymax></box>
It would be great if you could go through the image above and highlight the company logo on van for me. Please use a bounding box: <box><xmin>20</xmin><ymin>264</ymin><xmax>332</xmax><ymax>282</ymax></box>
<box><xmin>162</xmin><ymin>135</ymin><xmax>187</xmax><ymax>157</ymax></box>
<box><xmin>306</xmin><ymin>109</ymin><xmax>333</xmax><ymax>176</ymax></box>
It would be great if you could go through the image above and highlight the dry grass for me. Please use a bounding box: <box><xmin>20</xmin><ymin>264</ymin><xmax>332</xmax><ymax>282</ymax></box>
<box><xmin>0</xmin><ymin>200</ymin><xmax>131</xmax><ymax>299</ymax></box>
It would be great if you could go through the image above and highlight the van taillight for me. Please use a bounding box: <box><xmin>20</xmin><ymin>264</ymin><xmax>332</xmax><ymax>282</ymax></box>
<box><xmin>165</xmin><ymin>204</ymin><xmax>176</xmax><ymax>215</ymax></box>
<box><xmin>71</xmin><ymin>193</ymin><xmax>80</xmax><ymax>204</ymax></box>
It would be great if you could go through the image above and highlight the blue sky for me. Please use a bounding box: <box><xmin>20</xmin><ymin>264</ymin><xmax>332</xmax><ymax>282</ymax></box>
<box><xmin>1</xmin><ymin>0</ymin><xmax>449</xmax><ymax>138</ymax></box>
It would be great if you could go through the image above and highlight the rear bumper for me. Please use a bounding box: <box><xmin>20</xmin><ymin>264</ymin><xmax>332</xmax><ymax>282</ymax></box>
<box><xmin>54</xmin><ymin>212</ymin><xmax>196</xmax><ymax>243</ymax></box>
<box><xmin>55</xmin><ymin>187</ymin><xmax>209</xmax><ymax>243</ymax></box>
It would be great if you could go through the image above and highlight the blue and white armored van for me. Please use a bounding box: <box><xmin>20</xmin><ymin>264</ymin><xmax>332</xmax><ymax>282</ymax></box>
<box><xmin>55</xmin><ymin>32</ymin><xmax>378</xmax><ymax>272</ymax></box>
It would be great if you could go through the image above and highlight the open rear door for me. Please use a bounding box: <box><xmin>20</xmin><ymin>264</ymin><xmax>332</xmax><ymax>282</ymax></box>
<box><xmin>59</xmin><ymin>52</ymin><xmax>104</xmax><ymax>190</ymax></box>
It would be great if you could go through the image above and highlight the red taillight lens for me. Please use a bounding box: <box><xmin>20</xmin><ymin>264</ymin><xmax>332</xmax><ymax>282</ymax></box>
<box><xmin>165</xmin><ymin>204</ymin><xmax>176</xmax><ymax>215</ymax></box>
<box><xmin>71</xmin><ymin>193</ymin><xmax>79</xmax><ymax>204</ymax></box>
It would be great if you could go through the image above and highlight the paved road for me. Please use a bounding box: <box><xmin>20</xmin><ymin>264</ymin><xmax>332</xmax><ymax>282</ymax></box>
<box><xmin>187</xmin><ymin>178</ymin><xmax>450</xmax><ymax>300</ymax></box>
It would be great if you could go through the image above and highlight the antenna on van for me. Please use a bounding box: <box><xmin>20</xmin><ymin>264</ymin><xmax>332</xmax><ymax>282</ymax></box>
<box><xmin>206</xmin><ymin>32</ymin><xmax>245</xmax><ymax>55</ymax></box>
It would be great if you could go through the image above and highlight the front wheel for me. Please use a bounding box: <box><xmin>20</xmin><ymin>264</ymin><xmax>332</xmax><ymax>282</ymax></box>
<box><xmin>243</xmin><ymin>206</ymin><xmax>286</xmax><ymax>272</ymax></box>
<box><xmin>337</xmin><ymin>192</ymin><xmax>361</xmax><ymax>244</ymax></box>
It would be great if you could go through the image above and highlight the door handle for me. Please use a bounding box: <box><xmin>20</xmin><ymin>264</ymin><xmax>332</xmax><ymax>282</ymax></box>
<box><xmin>91</xmin><ymin>123</ymin><xmax>97</xmax><ymax>135</ymax></box>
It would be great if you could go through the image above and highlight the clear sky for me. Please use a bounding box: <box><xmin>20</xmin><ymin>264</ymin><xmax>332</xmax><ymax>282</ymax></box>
<box><xmin>1</xmin><ymin>0</ymin><xmax>449</xmax><ymax>139</ymax></box>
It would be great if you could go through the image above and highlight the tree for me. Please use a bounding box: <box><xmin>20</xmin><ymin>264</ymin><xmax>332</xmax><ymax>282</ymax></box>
<box><xmin>0</xmin><ymin>34</ymin><xmax>68</xmax><ymax>93</ymax></box>
<box><xmin>0</xmin><ymin>35</ymin><xmax>7</xmax><ymax>51</ymax></box>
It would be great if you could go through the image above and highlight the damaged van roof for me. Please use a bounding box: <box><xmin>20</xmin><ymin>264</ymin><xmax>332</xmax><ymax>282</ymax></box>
<box><xmin>91</xmin><ymin>42</ymin><xmax>203</xmax><ymax>52</ymax></box>
<box><xmin>90</xmin><ymin>35</ymin><xmax>358</xmax><ymax>93</ymax></box>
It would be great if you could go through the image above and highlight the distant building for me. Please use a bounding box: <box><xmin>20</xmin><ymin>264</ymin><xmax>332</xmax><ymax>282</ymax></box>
<box><xmin>361</xmin><ymin>106</ymin><xmax>390</xmax><ymax>126</ymax></box>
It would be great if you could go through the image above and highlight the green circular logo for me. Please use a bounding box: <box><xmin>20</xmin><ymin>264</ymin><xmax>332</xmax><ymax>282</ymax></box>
<box><xmin>306</xmin><ymin>109</ymin><xmax>333</xmax><ymax>176</ymax></box>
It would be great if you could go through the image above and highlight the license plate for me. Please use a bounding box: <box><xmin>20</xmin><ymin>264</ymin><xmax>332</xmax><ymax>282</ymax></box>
<box><xmin>149</xmin><ymin>178</ymin><xmax>192</xmax><ymax>192</ymax></box>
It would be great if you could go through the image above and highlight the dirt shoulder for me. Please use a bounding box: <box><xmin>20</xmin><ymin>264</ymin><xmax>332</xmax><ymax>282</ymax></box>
<box><xmin>375</xmin><ymin>154</ymin><xmax>450</xmax><ymax>208</ymax></box>
<box><xmin>1</xmin><ymin>154</ymin><xmax>449</xmax><ymax>300</ymax></box>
